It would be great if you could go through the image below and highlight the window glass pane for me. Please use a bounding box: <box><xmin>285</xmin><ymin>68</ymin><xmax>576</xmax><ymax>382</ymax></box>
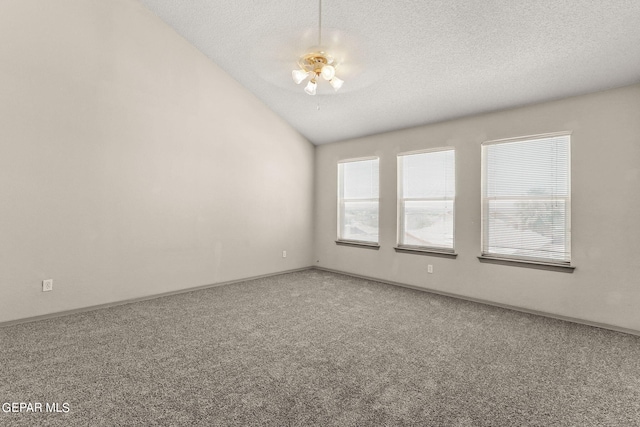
<box><xmin>486</xmin><ymin>136</ymin><xmax>569</xmax><ymax>198</ymax></box>
<box><xmin>402</xmin><ymin>150</ymin><xmax>455</xmax><ymax>199</ymax></box>
<box><xmin>398</xmin><ymin>149</ymin><xmax>455</xmax><ymax>250</ymax></box>
<box><xmin>338</xmin><ymin>158</ymin><xmax>379</xmax><ymax>243</ymax></box>
<box><xmin>341</xmin><ymin>201</ymin><xmax>379</xmax><ymax>242</ymax></box>
<box><xmin>482</xmin><ymin>134</ymin><xmax>571</xmax><ymax>263</ymax></box>
<box><xmin>486</xmin><ymin>199</ymin><xmax>568</xmax><ymax>261</ymax></box>
<box><xmin>342</xmin><ymin>160</ymin><xmax>379</xmax><ymax>199</ymax></box>
<box><xmin>401</xmin><ymin>200</ymin><xmax>454</xmax><ymax>248</ymax></box>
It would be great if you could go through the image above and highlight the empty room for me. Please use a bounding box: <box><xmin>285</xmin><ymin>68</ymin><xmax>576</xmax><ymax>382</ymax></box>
<box><xmin>1</xmin><ymin>0</ymin><xmax>640</xmax><ymax>425</ymax></box>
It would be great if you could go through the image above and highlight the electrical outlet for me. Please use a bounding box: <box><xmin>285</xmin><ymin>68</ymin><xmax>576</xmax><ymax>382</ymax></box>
<box><xmin>42</xmin><ymin>279</ymin><xmax>53</xmax><ymax>292</ymax></box>
<box><xmin>282</xmin><ymin>250</ymin><xmax>287</xmax><ymax>258</ymax></box>
<box><xmin>427</xmin><ymin>265</ymin><xmax>433</xmax><ymax>274</ymax></box>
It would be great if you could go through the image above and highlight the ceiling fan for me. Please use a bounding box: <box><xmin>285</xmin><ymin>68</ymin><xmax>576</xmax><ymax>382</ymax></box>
<box><xmin>290</xmin><ymin>0</ymin><xmax>344</xmax><ymax>96</ymax></box>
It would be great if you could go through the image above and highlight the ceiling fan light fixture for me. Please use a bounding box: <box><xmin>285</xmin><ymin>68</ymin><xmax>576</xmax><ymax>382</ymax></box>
<box><xmin>291</xmin><ymin>0</ymin><xmax>343</xmax><ymax>96</ymax></box>
<box><xmin>292</xmin><ymin>51</ymin><xmax>342</xmax><ymax>95</ymax></box>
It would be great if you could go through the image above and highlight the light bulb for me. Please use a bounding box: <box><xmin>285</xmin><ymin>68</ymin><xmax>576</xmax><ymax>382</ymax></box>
<box><xmin>292</xmin><ymin>69</ymin><xmax>309</xmax><ymax>85</ymax></box>
<box><xmin>329</xmin><ymin>76</ymin><xmax>343</xmax><ymax>91</ymax></box>
<box><xmin>320</xmin><ymin>65</ymin><xmax>335</xmax><ymax>80</ymax></box>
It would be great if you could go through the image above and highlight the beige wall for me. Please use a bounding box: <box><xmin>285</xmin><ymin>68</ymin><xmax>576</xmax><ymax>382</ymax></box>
<box><xmin>0</xmin><ymin>0</ymin><xmax>314</xmax><ymax>323</ymax></box>
<box><xmin>315</xmin><ymin>84</ymin><xmax>640</xmax><ymax>332</ymax></box>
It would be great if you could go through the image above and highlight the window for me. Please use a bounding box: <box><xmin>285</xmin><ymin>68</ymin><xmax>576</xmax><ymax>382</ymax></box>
<box><xmin>481</xmin><ymin>133</ymin><xmax>571</xmax><ymax>264</ymax></box>
<box><xmin>337</xmin><ymin>158</ymin><xmax>379</xmax><ymax>244</ymax></box>
<box><xmin>397</xmin><ymin>149</ymin><xmax>455</xmax><ymax>252</ymax></box>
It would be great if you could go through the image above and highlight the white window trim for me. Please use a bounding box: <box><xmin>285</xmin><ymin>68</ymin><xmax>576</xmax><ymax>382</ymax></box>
<box><xmin>482</xmin><ymin>130</ymin><xmax>572</xmax><ymax>147</ymax></box>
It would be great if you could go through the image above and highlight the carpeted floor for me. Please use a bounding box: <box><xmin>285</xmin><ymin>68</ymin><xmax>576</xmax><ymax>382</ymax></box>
<box><xmin>1</xmin><ymin>269</ymin><xmax>639</xmax><ymax>426</ymax></box>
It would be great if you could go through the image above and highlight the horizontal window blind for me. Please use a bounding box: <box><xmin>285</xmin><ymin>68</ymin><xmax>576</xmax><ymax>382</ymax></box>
<box><xmin>398</xmin><ymin>149</ymin><xmax>455</xmax><ymax>250</ymax></box>
<box><xmin>338</xmin><ymin>158</ymin><xmax>379</xmax><ymax>243</ymax></box>
<box><xmin>482</xmin><ymin>134</ymin><xmax>571</xmax><ymax>263</ymax></box>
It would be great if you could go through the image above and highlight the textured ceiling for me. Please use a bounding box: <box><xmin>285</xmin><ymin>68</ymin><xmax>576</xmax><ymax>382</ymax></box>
<box><xmin>138</xmin><ymin>0</ymin><xmax>640</xmax><ymax>144</ymax></box>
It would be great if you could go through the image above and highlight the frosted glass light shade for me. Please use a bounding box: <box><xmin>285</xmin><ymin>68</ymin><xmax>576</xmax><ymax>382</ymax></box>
<box><xmin>320</xmin><ymin>65</ymin><xmax>335</xmax><ymax>80</ymax></box>
<box><xmin>304</xmin><ymin>79</ymin><xmax>317</xmax><ymax>95</ymax></box>
<box><xmin>329</xmin><ymin>76</ymin><xmax>343</xmax><ymax>91</ymax></box>
<box><xmin>292</xmin><ymin>69</ymin><xmax>309</xmax><ymax>84</ymax></box>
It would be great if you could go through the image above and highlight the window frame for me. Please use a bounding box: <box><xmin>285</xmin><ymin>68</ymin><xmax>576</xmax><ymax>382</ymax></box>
<box><xmin>336</xmin><ymin>156</ymin><xmax>380</xmax><ymax>247</ymax></box>
<box><xmin>480</xmin><ymin>131</ymin><xmax>572</xmax><ymax>267</ymax></box>
<box><xmin>396</xmin><ymin>147</ymin><xmax>456</xmax><ymax>255</ymax></box>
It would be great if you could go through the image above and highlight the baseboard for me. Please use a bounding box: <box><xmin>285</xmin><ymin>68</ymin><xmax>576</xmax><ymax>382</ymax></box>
<box><xmin>312</xmin><ymin>266</ymin><xmax>640</xmax><ymax>337</ymax></box>
<box><xmin>6</xmin><ymin>265</ymin><xmax>638</xmax><ymax>338</ymax></box>
<box><xmin>0</xmin><ymin>267</ymin><xmax>313</xmax><ymax>328</ymax></box>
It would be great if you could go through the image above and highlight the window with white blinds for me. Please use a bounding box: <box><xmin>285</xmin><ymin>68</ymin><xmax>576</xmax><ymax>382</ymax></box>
<box><xmin>481</xmin><ymin>133</ymin><xmax>571</xmax><ymax>264</ymax></box>
<box><xmin>338</xmin><ymin>158</ymin><xmax>379</xmax><ymax>244</ymax></box>
<box><xmin>398</xmin><ymin>149</ymin><xmax>455</xmax><ymax>251</ymax></box>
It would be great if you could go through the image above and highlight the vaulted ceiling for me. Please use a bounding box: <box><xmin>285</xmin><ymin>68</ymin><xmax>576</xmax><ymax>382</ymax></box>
<box><xmin>139</xmin><ymin>0</ymin><xmax>640</xmax><ymax>144</ymax></box>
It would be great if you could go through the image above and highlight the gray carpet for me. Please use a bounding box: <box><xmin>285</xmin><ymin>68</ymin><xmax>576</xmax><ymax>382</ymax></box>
<box><xmin>1</xmin><ymin>269</ymin><xmax>639</xmax><ymax>426</ymax></box>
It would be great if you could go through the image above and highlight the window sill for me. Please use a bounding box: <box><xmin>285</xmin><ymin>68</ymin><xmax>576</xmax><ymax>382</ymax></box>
<box><xmin>477</xmin><ymin>255</ymin><xmax>575</xmax><ymax>273</ymax></box>
<box><xmin>394</xmin><ymin>246</ymin><xmax>458</xmax><ymax>258</ymax></box>
<box><xmin>335</xmin><ymin>240</ymin><xmax>380</xmax><ymax>250</ymax></box>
